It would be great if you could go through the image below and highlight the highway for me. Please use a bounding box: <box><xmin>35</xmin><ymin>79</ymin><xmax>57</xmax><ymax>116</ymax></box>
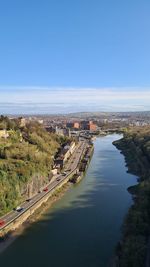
<box><xmin>0</xmin><ymin>141</ymin><xmax>88</xmax><ymax>231</ymax></box>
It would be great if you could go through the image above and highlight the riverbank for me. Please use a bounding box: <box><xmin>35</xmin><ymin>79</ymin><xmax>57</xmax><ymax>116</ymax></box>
<box><xmin>0</xmin><ymin>134</ymin><xmax>138</xmax><ymax>267</ymax></box>
<box><xmin>71</xmin><ymin>145</ymin><xmax>94</xmax><ymax>183</ymax></box>
<box><xmin>0</xmin><ymin>142</ymin><xmax>94</xmax><ymax>252</ymax></box>
<box><xmin>113</xmin><ymin>129</ymin><xmax>150</xmax><ymax>267</ymax></box>
<box><xmin>0</xmin><ymin>182</ymin><xmax>71</xmax><ymax>253</ymax></box>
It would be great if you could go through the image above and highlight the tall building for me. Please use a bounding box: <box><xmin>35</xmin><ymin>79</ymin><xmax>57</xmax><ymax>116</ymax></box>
<box><xmin>81</xmin><ymin>120</ymin><xmax>97</xmax><ymax>131</ymax></box>
<box><xmin>66</xmin><ymin>122</ymin><xmax>80</xmax><ymax>129</ymax></box>
<box><xmin>73</xmin><ymin>122</ymin><xmax>80</xmax><ymax>129</ymax></box>
<box><xmin>89</xmin><ymin>121</ymin><xmax>97</xmax><ymax>131</ymax></box>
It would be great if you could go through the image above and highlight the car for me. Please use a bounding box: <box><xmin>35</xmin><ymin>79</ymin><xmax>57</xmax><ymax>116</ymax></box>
<box><xmin>56</xmin><ymin>178</ymin><xmax>61</xmax><ymax>181</ymax></box>
<box><xmin>43</xmin><ymin>187</ymin><xmax>48</xmax><ymax>192</ymax></box>
<box><xmin>15</xmin><ymin>206</ymin><xmax>24</xmax><ymax>212</ymax></box>
<box><xmin>0</xmin><ymin>220</ymin><xmax>5</xmax><ymax>227</ymax></box>
<box><xmin>26</xmin><ymin>198</ymin><xmax>31</xmax><ymax>202</ymax></box>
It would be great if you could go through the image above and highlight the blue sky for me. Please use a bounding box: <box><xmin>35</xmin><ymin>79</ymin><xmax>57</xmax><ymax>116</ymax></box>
<box><xmin>0</xmin><ymin>0</ymin><xmax>150</xmax><ymax>114</ymax></box>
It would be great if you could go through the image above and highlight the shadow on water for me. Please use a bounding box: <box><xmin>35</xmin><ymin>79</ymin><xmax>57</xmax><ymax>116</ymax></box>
<box><xmin>0</xmin><ymin>135</ymin><xmax>137</xmax><ymax>267</ymax></box>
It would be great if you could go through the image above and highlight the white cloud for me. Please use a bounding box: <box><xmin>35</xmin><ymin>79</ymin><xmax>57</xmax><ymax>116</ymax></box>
<box><xmin>0</xmin><ymin>86</ymin><xmax>149</xmax><ymax>114</ymax></box>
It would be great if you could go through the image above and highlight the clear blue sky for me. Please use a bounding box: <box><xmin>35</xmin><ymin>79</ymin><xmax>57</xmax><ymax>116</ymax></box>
<box><xmin>0</xmin><ymin>0</ymin><xmax>150</xmax><ymax>114</ymax></box>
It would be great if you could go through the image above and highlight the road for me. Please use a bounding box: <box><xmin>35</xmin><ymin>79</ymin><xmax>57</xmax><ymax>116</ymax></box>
<box><xmin>0</xmin><ymin>141</ymin><xmax>88</xmax><ymax>231</ymax></box>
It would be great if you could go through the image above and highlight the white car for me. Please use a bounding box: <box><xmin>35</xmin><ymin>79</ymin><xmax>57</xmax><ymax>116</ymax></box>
<box><xmin>15</xmin><ymin>206</ymin><xmax>24</xmax><ymax>212</ymax></box>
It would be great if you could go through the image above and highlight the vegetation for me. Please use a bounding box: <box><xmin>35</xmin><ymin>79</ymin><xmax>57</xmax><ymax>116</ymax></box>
<box><xmin>0</xmin><ymin>116</ymin><xmax>67</xmax><ymax>216</ymax></box>
<box><xmin>113</xmin><ymin>126</ymin><xmax>150</xmax><ymax>267</ymax></box>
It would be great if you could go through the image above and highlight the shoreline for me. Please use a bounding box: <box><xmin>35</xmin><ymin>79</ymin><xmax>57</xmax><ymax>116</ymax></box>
<box><xmin>0</xmin><ymin>182</ymin><xmax>71</xmax><ymax>254</ymax></box>
<box><xmin>113</xmin><ymin>135</ymin><xmax>150</xmax><ymax>267</ymax></box>
<box><xmin>0</xmin><ymin>143</ymin><xmax>94</xmax><ymax>253</ymax></box>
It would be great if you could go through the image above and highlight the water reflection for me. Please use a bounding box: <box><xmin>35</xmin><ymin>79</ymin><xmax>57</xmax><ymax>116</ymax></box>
<box><xmin>0</xmin><ymin>135</ymin><xmax>137</xmax><ymax>267</ymax></box>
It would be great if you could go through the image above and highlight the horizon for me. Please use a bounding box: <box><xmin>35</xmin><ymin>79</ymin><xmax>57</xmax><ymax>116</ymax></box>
<box><xmin>1</xmin><ymin>109</ymin><xmax>150</xmax><ymax>117</ymax></box>
<box><xmin>0</xmin><ymin>87</ymin><xmax>150</xmax><ymax>114</ymax></box>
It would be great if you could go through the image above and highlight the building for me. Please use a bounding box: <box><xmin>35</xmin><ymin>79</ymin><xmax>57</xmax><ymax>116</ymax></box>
<box><xmin>54</xmin><ymin>148</ymin><xmax>70</xmax><ymax>168</ymax></box>
<box><xmin>55</xmin><ymin>126</ymin><xmax>70</xmax><ymax>137</ymax></box>
<box><xmin>80</xmin><ymin>121</ymin><xmax>89</xmax><ymax>130</ymax></box>
<box><xmin>69</xmin><ymin>141</ymin><xmax>76</xmax><ymax>154</ymax></box>
<box><xmin>66</xmin><ymin>122</ymin><xmax>80</xmax><ymax>130</ymax></box>
<box><xmin>54</xmin><ymin>141</ymin><xmax>76</xmax><ymax>168</ymax></box>
<box><xmin>64</xmin><ymin>141</ymin><xmax>76</xmax><ymax>155</ymax></box>
<box><xmin>89</xmin><ymin>121</ymin><xmax>97</xmax><ymax>131</ymax></box>
<box><xmin>81</xmin><ymin>120</ymin><xmax>97</xmax><ymax>131</ymax></box>
<box><xmin>73</xmin><ymin>122</ymin><xmax>80</xmax><ymax>129</ymax></box>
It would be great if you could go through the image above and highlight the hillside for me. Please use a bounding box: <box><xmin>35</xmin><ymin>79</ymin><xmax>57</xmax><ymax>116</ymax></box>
<box><xmin>113</xmin><ymin>126</ymin><xmax>150</xmax><ymax>267</ymax></box>
<box><xmin>0</xmin><ymin>116</ymin><xmax>67</xmax><ymax>216</ymax></box>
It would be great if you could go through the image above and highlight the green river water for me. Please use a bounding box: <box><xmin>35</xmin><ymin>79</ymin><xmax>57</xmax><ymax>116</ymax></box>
<box><xmin>0</xmin><ymin>134</ymin><xmax>137</xmax><ymax>267</ymax></box>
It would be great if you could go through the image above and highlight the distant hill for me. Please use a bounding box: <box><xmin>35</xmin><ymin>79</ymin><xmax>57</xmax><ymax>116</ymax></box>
<box><xmin>66</xmin><ymin>111</ymin><xmax>150</xmax><ymax>118</ymax></box>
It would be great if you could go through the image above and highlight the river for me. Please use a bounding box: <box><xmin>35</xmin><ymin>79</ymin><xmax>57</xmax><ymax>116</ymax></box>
<box><xmin>0</xmin><ymin>134</ymin><xmax>137</xmax><ymax>267</ymax></box>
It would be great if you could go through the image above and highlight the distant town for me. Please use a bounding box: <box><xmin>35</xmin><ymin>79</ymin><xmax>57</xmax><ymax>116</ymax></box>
<box><xmin>1</xmin><ymin>111</ymin><xmax>149</xmax><ymax>170</ymax></box>
<box><xmin>1</xmin><ymin>111</ymin><xmax>150</xmax><ymax>170</ymax></box>
<box><xmin>6</xmin><ymin>110</ymin><xmax>150</xmax><ymax>136</ymax></box>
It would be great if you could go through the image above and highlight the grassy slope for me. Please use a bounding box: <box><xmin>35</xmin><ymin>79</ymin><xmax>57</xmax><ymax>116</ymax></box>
<box><xmin>0</xmin><ymin>116</ymin><xmax>67</xmax><ymax>216</ymax></box>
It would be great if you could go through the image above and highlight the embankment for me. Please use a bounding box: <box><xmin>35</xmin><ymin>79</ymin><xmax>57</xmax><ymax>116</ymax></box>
<box><xmin>0</xmin><ymin>169</ymin><xmax>76</xmax><ymax>239</ymax></box>
<box><xmin>0</xmin><ymin>142</ymin><xmax>94</xmax><ymax>242</ymax></box>
<box><xmin>113</xmin><ymin>130</ymin><xmax>150</xmax><ymax>267</ymax></box>
<box><xmin>70</xmin><ymin>145</ymin><xmax>94</xmax><ymax>184</ymax></box>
